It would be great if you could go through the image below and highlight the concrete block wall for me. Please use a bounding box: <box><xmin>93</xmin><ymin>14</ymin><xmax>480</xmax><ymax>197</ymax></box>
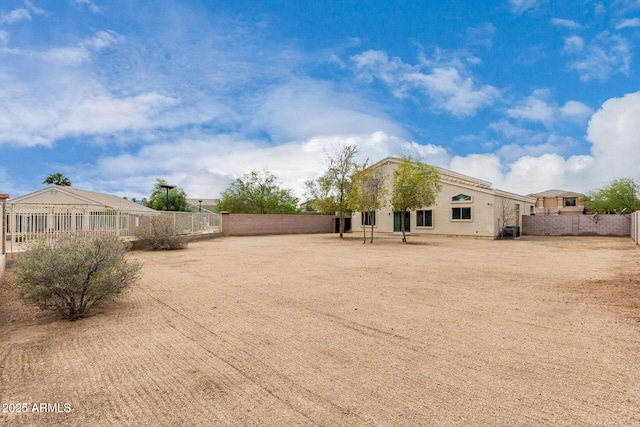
<box><xmin>220</xmin><ymin>213</ymin><xmax>334</xmax><ymax>236</ymax></box>
<box><xmin>522</xmin><ymin>214</ymin><xmax>631</xmax><ymax>236</ymax></box>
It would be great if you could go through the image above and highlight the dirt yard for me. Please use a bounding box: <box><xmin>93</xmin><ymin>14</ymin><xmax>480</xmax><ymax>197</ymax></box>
<box><xmin>1</xmin><ymin>234</ymin><xmax>639</xmax><ymax>426</ymax></box>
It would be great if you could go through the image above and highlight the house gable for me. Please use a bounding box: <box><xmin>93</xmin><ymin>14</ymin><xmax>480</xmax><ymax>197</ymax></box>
<box><xmin>9</xmin><ymin>186</ymin><xmax>100</xmax><ymax>206</ymax></box>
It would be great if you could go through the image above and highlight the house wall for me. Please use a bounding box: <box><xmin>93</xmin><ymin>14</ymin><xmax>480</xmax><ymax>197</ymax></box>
<box><xmin>522</xmin><ymin>214</ymin><xmax>631</xmax><ymax>236</ymax></box>
<box><xmin>631</xmin><ymin>211</ymin><xmax>639</xmax><ymax>246</ymax></box>
<box><xmin>0</xmin><ymin>254</ymin><xmax>5</xmax><ymax>286</ymax></box>
<box><xmin>493</xmin><ymin>196</ymin><xmax>534</xmax><ymax>236</ymax></box>
<box><xmin>533</xmin><ymin>195</ymin><xmax>584</xmax><ymax>215</ymax></box>
<box><xmin>220</xmin><ymin>213</ymin><xmax>334</xmax><ymax>236</ymax></box>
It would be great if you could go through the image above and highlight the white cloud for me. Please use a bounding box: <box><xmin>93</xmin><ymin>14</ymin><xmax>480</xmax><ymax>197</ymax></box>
<box><xmin>615</xmin><ymin>18</ymin><xmax>640</xmax><ymax>29</ymax></box>
<box><xmin>249</xmin><ymin>79</ymin><xmax>404</xmax><ymax>142</ymax></box>
<box><xmin>586</xmin><ymin>91</ymin><xmax>640</xmax><ymax>178</ymax></box>
<box><xmin>506</xmin><ymin>89</ymin><xmax>556</xmax><ymax>127</ymax></box>
<box><xmin>490</xmin><ymin>120</ymin><xmax>546</xmax><ymax>144</ymax></box>
<box><xmin>89</xmin><ymin>131</ymin><xmax>451</xmax><ymax>199</ymax></box>
<box><xmin>509</xmin><ymin>0</ymin><xmax>543</xmax><ymax>15</ymax></box>
<box><xmin>0</xmin><ymin>8</ymin><xmax>30</xmax><ymax>24</ymax></box>
<box><xmin>465</xmin><ymin>23</ymin><xmax>497</xmax><ymax>47</ymax></box>
<box><xmin>73</xmin><ymin>0</ymin><xmax>103</xmax><ymax>14</ymax></box>
<box><xmin>564</xmin><ymin>32</ymin><xmax>631</xmax><ymax>81</ymax></box>
<box><xmin>351</xmin><ymin>49</ymin><xmax>500</xmax><ymax>117</ymax></box>
<box><xmin>0</xmin><ymin>30</ymin><xmax>8</xmax><ymax>45</ymax></box>
<box><xmin>559</xmin><ymin>100</ymin><xmax>594</xmax><ymax>123</ymax></box>
<box><xmin>450</xmin><ymin>154</ymin><xmax>504</xmax><ymax>185</ymax></box>
<box><xmin>551</xmin><ymin>18</ymin><xmax>582</xmax><ymax>29</ymax></box>
<box><xmin>506</xmin><ymin>89</ymin><xmax>592</xmax><ymax>128</ymax></box>
<box><xmin>42</xmin><ymin>30</ymin><xmax>120</xmax><ymax>65</ymax></box>
<box><xmin>24</xmin><ymin>1</ymin><xmax>45</xmax><ymax>15</ymax></box>
<box><xmin>451</xmin><ymin>91</ymin><xmax>640</xmax><ymax>195</ymax></box>
<box><xmin>403</xmin><ymin>68</ymin><xmax>500</xmax><ymax>117</ymax></box>
<box><xmin>563</xmin><ymin>36</ymin><xmax>585</xmax><ymax>53</ymax></box>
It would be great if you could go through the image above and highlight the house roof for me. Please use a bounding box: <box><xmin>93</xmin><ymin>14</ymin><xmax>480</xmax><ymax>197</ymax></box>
<box><xmin>370</xmin><ymin>156</ymin><xmax>536</xmax><ymax>203</ymax></box>
<box><xmin>186</xmin><ymin>198</ymin><xmax>219</xmax><ymax>207</ymax></box>
<box><xmin>9</xmin><ymin>185</ymin><xmax>157</xmax><ymax>214</ymax></box>
<box><xmin>528</xmin><ymin>189</ymin><xmax>584</xmax><ymax>198</ymax></box>
<box><xmin>370</xmin><ymin>156</ymin><xmax>493</xmax><ymax>190</ymax></box>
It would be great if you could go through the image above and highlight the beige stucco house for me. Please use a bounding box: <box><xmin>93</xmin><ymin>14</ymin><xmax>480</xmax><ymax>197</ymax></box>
<box><xmin>353</xmin><ymin>157</ymin><xmax>536</xmax><ymax>239</ymax></box>
<box><xmin>527</xmin><ymin>189</ymin><xmax>585</xmax><ymax>215</ymax></box>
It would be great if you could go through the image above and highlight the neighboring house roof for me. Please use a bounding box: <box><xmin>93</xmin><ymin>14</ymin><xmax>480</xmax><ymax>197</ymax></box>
<box><xmin>186</xmin><ymin>198</ymin><xmax>219</xmax><ymax>213</ymax></box>
<box><xmin>528</xmin><ymin>189</ymin><xmax>584</xmax><ymax>198</ymax></box>
<box><xmin>9</xmin><ymin>185</ymin><xmax>157</xmax><ymax>214</ymax></box>
<box><xmin>186</xmin><ymin>198</ymin><xmax>219</xmax><ymax>206</ymax></box>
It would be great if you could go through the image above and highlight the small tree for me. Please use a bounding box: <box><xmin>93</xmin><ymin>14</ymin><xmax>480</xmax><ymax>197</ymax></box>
<box><xmin>16</xmin><ymin>233</ymin><xmax>142</xmax><ymax>321</ymax></box>
<box><xmin>391</xmin><ymin>157</ymin><xmax>442</xmax><ymax>243</ymax></box>
<box><xmin>497</xmin><ymin>199</ymin><xmax>515</xmax><ymax>239</ymax></box>
<box><xmin>43</xmin><ymin>173</ymin><xmax>71</xmax><ymax>186</ymax></box>
<box><xmin>134</xmin><ymin>215</ymin><xmax>188</xmax><ymax>250</ymax></box>
<box><xmin>145</xmin><ymin>179</ymin><xmax>190</xmax><ymax>212</ymax></box>
<box><xmin>306</xmin><ymin>145</ymin><xmax>359</xmax><ymax>238</ymax></box>
<box><xmin>218</xmin><ymin>170</ymin><xmax>300</xmax><ymax>214</ymax></box>
<box><xmin>582</xmin><ymin>177</ymin><xmax>640</xmax><ymax>214</ymax></box>
<box><xmin>304</xmin><ymin>174</ymin><xmax>339</xmax><ymax>215</ymax></box>
<box><xmin>350</xmin><ymin>160</ymin><xmax>387</xmax><ymax>243</ymax></box>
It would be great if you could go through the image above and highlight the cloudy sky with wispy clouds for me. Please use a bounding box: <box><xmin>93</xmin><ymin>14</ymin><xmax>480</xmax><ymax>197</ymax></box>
<box><xmin>1</xmin><ymin>0</ymin><xmax>639</xmax><ymax>200</ymax></box>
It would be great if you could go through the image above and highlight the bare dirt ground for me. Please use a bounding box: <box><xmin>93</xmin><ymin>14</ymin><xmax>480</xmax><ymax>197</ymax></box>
<box><xmin>1</xmin><ymin>234</ymin><xmax>639</xmax><ymax>426</ymax></box>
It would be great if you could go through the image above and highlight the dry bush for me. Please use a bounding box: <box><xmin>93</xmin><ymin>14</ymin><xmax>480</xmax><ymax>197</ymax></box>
<box><xmin>16</xmin><ymin>233</ymin><xmax>142</xmax><ymax>321</ymax></box>
<box><xmin>134</xmin><ymin>215</ymin><xmax>188</xmax><ymax>250</ymax></box>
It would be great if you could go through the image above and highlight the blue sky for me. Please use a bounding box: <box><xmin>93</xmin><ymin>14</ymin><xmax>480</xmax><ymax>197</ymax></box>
<box><xmin>1</xmin><ymin>0</ymin><xmax>639</xmax><ymax>201</ymax></box>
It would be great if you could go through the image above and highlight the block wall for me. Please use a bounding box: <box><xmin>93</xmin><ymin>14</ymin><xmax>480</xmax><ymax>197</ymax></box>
<box><xmin>220</xmin><ymin>214</ymin><xmax>335</xmax><ymax>236</ymax></box>
<box><xmin>522</xmin><ymin>214</ymin><xmax>631</xmax><ymax>237</ymax></box>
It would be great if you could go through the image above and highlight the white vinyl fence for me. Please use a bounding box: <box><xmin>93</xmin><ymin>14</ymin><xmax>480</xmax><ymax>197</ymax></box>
<box><xmin>5</xmin><ymin>203</ymin><xmax>220</xmax><ymax>253</ymax></box>
<box><xmin>158</xmin><ymin>211</ymin><xmax>221</xmax><ymax>235</ymax></box>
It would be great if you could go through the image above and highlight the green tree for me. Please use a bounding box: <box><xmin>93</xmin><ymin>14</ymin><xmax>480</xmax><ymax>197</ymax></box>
<box><xmin>391</xmin><ymin>157</ymin><xmax>442</xmax><ymax>243</ymax></box>
<box><xmin>583</xmin><ymin>177</ymin><xmax>640</xmax><ymax>214</ymax></box>
<box><xmin>306</xmin><ymin>145</ymin><xmax>359</xmax><ymax>238</ymax></box>
<box><xmin>16</xmin><ymin>233</ymin><xmax>142</xmax><ymax>321</ymax></box>
<box><xmin>218</xmin><ymin>170</ymin><xmax>300</xmax><ymax>214</ymax></box>
<box><xmin>144</xmin><ymin>179</ymin><xmax>190</xmax><ymax>211</ymax></box>
<box><xmin>303</xmin><ymin>174</ymin><xmax>338</xmax><ymax>215</ymax></box>
<box><xmin>350</xmin><ymin>159</ymin><xmax>387</xmax><ymax>243</ymax></box>
<box><xmin>43</xmin><ymin>173</ymin><xmax>71</xmax><ymax>186</ymax></box>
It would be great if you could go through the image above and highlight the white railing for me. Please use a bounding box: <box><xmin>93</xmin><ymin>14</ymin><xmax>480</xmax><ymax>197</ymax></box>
<box><xmin>5</xmin><ymin>203</ymin><xmax>220</xmax><ymax>252</ymax></box>
<box><xmin>158</xmin><ymin>211</ymin><xmax>221</xmax><ymax>234</ymax></box>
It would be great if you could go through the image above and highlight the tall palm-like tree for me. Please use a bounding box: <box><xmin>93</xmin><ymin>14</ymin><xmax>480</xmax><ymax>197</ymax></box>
<box><xmin>43</xmin><ymin>173</ymin><xmax>72</xmax><ymax>186</ymax></box>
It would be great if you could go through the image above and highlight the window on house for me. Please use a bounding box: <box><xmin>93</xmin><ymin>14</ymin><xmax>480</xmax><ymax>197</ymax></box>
<box><xmin>416</xmin><ymin>210</ymin><xmax>433</xmax><ymax>227</ymax></box>
<box><xmin>564</xmin><ymin>197</ymin><xmax>576</xmax><ymax>207</ymax></box>
<box><xmin>452</xmin><ymin>194</ymin><xmax>471</xmax><ymax>202</ymax></box>
<box><xmin>452</xmin><ymin>207</ymin><xmax>471</xmax><ymax>220</ymax></box>
<box><xmin>361</xmin><ymin>211</ymin><xmax>376</xmax><ymax>226</ymax></box>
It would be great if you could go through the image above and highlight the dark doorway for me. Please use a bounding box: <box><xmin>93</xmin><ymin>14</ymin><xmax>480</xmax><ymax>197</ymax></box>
<box><xmin>335</xmin><ymin>217</ymin><xmax>352</xmax><ymax>233</ymax></box>
<box><xmin>393</xmin><ymin>211</ymin><xmax>410</xmax><ymax>232</ymax></box>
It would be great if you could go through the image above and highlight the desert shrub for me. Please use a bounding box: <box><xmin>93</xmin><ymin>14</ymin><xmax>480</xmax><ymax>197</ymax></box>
<box><xmin>16</xmin><ymin>233</ymin><xmax>142</xmax><ymax>321</ymax></box>
<box><xmin>134</xmin><ymin>215</ymin><xmax>188</xmax><ymax>250</ymax></box>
